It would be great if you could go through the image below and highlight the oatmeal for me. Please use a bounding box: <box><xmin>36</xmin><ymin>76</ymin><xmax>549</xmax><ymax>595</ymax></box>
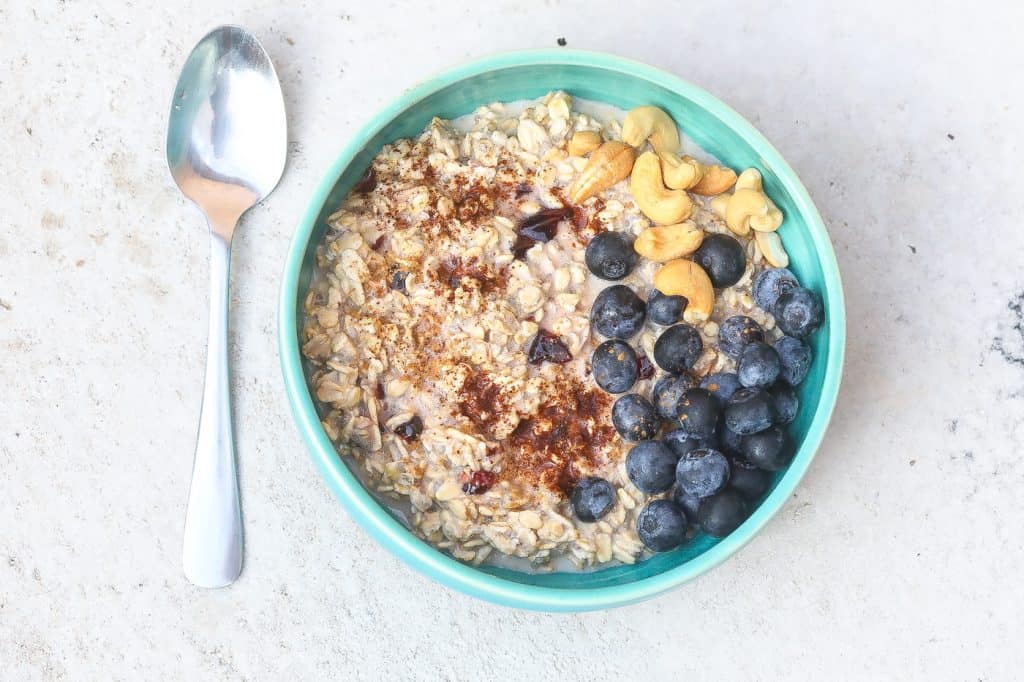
<box><xmin>301</xmin><ymin>92</ymin><xmax>824</xmax><ymax>569</ymax></box>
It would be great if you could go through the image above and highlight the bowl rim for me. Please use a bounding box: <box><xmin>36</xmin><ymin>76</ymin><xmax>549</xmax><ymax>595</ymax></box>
<box><xmin>278</xmin><ymin>48</ymin><xmax>846</xmax><ymax>612</ymax></box>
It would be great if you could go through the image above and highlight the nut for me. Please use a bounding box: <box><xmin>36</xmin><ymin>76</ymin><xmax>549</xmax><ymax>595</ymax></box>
<box><xmin>708</xmin><ymin>168</ymin><xmax>783</xmax><ymax>235</ymax></box>
<box><xmin>735</xmin><ymin>167</ymin><xmax>765</xmax><ymax>191</ymax></box>
<box><xmin>659</xmin><ymin>152</ymin><xmax>705</xmax><ymax>190</ymax></box>
<box><xmin>567</xmin><ymin>130</ymin><xmax>602</xmax><ymax>157</ymax></box>
<box><xmin>629</xmin><ymin>151</ymin><xmax>693</xmax><ymax>224</ymax></box>
<box><xmin>653</xmin><ymin>259</ymin><xmax>715</xmax><ymax>322</ymax></box>
<box><xmin>622</xmin><ymin>106</ymin><xmax>680</xmax><ymax>155</ymax></box>
<box><xmin>754</xmin><ymin>230</ymin><xmax>790</xmax><ymax>267</ymax></box>
<box><xmin>569</xmin><ymin>141</ymin><xmax>635</xmax><ymax>203</ymax></box>
<box><xmin>634</xmin><ymin>221</ymin><xmax>704</xmax><ymax>262</ymax></box>
<box><xmin>689</xmin><ymin>165</ymin><xmax>738</xmax><ymax>196</ymax></box>
<box><xmin>710</xmin><ymin>193</ymin><xmax>730</xmax><ymax>219</ymax></box>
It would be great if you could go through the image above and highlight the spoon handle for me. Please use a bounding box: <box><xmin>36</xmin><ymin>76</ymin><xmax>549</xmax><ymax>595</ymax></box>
<box><xmin>182</xmin><ymin>232</ymin><xmax>243</xmax><ymax>588</ymax></box>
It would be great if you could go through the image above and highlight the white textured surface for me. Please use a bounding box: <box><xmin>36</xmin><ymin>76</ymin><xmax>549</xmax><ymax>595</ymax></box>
<box><xmin>2</xmin><ymin>1</ymin><xmax>1022</xmax><ymax>679</ymax></box>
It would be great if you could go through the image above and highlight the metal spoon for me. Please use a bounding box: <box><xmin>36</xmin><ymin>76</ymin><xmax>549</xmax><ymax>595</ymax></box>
<box><xmin>166</xmin><ymin>25</ymin><xmax>286</xmax><ymax>588</ymax></box>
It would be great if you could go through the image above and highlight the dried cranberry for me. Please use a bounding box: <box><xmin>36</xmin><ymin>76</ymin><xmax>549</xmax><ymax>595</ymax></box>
<box><xmin>353</xmin><ymin>167</ymin><xmax>377</xmax><ymax>194</ymax></box>
<box><xmin>637</xmin><ymin>354</ymin><xmax>656</xmax><ymax>380</ymax></box>
<box><xmin>462</xmin><ymin>470</ymin><xmax>498</xmax><ymax>495</ymax></box>
<box><xmin>527</xmin><ymin>329</ymin><xmax>573</xmax><ymax>365</ymax></box>
<box><xmin>512</xmin><ymin>233</ymin><xmax>537</xmax><ymax>260</ymax></box>
<box><xmin>393</xmin><ymin>416</ymin><xmax>423</xmax><ymax>442</ymax></box>
<box><xmin>520</xmin><ymin>207</ymin><xmax>572</xmax><ymax>241</ymax></box>
<box><xmin>512</xmin><ymin>207</ymin><xmax>572</xmax><ymax>259</ymax></box>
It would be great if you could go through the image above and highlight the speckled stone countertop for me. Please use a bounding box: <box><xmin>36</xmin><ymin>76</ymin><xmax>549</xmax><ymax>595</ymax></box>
<box><xmin>2</xmin><ymin>1</ymin><xmax>1022</xmax><ymax>680</ymax></box>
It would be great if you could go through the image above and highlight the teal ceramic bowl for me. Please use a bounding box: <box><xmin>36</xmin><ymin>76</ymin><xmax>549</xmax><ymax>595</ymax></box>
<box><xmin>279</xmin><ymin>49</ymin><xmax>845</xmax><ymax>611</ymax></box>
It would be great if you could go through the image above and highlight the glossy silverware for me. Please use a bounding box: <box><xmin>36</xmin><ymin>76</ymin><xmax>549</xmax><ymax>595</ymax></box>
<box><xmin>166</xmin><ymin>25</ymin><xmax>286</xmax><ymax>588</ymax></box>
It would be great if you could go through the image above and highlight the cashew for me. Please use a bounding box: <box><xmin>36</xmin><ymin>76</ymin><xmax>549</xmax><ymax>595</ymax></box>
<box><xmin>659</xmin><ymin>152</ymin><xmax>705</xmax><ymax>190</ymax></box>
<box><xmin>634</xmin><ymin>221</ymin><xmax>704</xmax><ymax>262</ymax></box>
<box><xmin>653</xmin><ymin>259</ymin><xmax>715</xmax><ymax>322</ymax></box>
<box><xmin>707</xmin><ymin>168</ymin><xmax>783</xmax><ymax>235</ymax></box>
<box><xmin>567</xmin><ymin>130</ymin><xmax>602</xmax><ymax>157</ymax></box>
<box><xmin>690</xmin><ymin>165</ymin><xmax>738</xmax><ymax>196</ymax></box>
<box><xmin>629</xmin><ymin>151</ymin><xmax>693</xmax><ymax>224</ymax></box>
<box><xmin>710</xmin><ymin>193</ymin><xmax>730</xmax><ymax>220</ymax></box>
<box><xmin>728</xmin><ymin>190</ymin><xmax>783</xmax><ymax>234</ymax></box>
<box><xmin>754</xmin><ymin>230</ymin><xmax>789</xmax><ymax>267</ymax></box>
<box><xmin>569</xmin><ymin>141</ymin><xmax>635</xmax><ymax>204</ymax></box>
<box><xmin>622</xmin><ymin>106</ymin><xmax>680</xmax><ymax>155</ymax></box>
<box><xmin>735</xmin><ymin>168</ymin><xmax>765</xmax><ymax>192</ymax></box>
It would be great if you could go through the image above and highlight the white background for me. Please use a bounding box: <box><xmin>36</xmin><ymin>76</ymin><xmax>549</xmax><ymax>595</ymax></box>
<box><xmin>2</xmin><ymin>1</ymin><xmax>1023</xmax><ymax>679</ymax></box>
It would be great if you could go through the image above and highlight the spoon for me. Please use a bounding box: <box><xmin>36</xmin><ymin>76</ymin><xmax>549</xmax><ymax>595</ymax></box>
<box><xmin>166</xmin><ymin>25</ymin><xmax>286</xmax><ymax>588</ymax></box>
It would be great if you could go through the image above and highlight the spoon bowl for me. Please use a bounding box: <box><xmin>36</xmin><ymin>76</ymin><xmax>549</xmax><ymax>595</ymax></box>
<box><xmin>168</xmin><ymin>25</ymin><xmax>286</xmax><ymax>237</ymax></box>
<box><xmin>167</xmin><ymin>25</ymin><xmax>286</xmax><ymax>588</ymax></box>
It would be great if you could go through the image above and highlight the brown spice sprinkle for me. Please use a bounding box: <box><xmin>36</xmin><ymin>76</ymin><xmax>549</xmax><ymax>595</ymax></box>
<box><xmin>551</xmin><ymin>186</ymin><xmax>605</xmax><ymax>239</ymax></box>
<box><xmin>457</xmin><ymin>372</ymin><xmax>512</xmax><ymax>435</ymax></box>
<box><xmin>433</xmin><ymin>256</ymin><xmax>508</xmax><ymax>297</ymax></box>
<box><xmin>345</xmin><ymin>124</ymin><xmax>623</xmax><ymax>499</ymax></box>
<box><xmin>503</xmin><ymin>375</ymin><xmax>615</xmax><ymax>496</ymax></box>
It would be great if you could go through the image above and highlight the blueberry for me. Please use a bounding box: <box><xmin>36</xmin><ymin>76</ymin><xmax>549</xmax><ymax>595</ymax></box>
<box><xmin>774</xmin><ymin>335</ymin><xmax>813</xmax><ymax>386</ymax></box>
<box><xmin>752</xmin><ymin>267</ymin><xmax>799</xmax><ymax>311</ymax></box>
<box><xmin>672</xmin><ymin>486</ymin><xmax>701</xmax><ymax>525</ymax></box>
<box><xmin>570</xmin><ymin>477</ymin><xmax>616</xmax><ymax>522</ymax></box>
<box><xmin>718</xmin><ymin>315</ymin><xmax>764</xmax><ymax>360</ymax></box>
<box><xmin>585</xmin><ymin>231</ymin><xmax>639</xmax><ymax>280</ymax></box>
<box><xmin>653</xmin><ymin>324</ymin><xmax>703</xmax><ymax>374</ymax></box>
<box><xmin>728</xmin><ymin>455</ymin><xmax>773</xmax><ymax>500</ymax></box>
<box><xmin>717</xmin><ymin>421</ymin><xmax>744</xmax><ymax>456</ymax></box>
<box><xmin>737</xmin><ymin>341</ymin><xmax>782</xmax><ymax>388</ymax></box>
<box><xmin>693</xmin><ymin>233</ymin><xmax>746</xmax><ymax>288</ymax></box>
<box><xmin>675</xmin><ymin>447</ymin><xmax>730</xmax><ymax>498</ymax></box>
<box><xmin>389</xmin><ymin>269</ymin><xmax>409</xmax><ymax>292</ymax></box>
<box><xmin>394</xmin><ymin>416</ymin><xmax>423</xmax><ymax>441</ymax></box>
<box><xmin>697</xmin><ymin>489</ymin><xmax>748</xmax><ymax>538</ymax></box>
<box><xmin>611</xmin><ymin>394</ymin><xmax>660</xmax><ymax>442</ymax></box>
<box><xmin>625</xmin><ymin>441</ymin><xmax>677</xmax><ymax>493</ymax></box>
<box><xmin>675</xmin><ymin>388</ymin><xmax>719</xmax><ymax>438</ymax></box>
<box><xmin>700</xmin><ymin>372</ymin><xmax>742</xmax><ymax>406</ymax></box>
<box><xmin>724</xmin><ymin>387</ymin><xmax>776</xmax><ymax>435</ymax></box>
<box><xmin>768</xmin><ymin>382</ymin><xmax>799</xmax><ymax>425</ymax></box>
<box><xmin>648</xmin><ymin>288</ymin><xmax>687</xmax><ymax>326</ymax></box>
<box><xmin>740</xmin><ymin>426</ymin><xmax>791</xmax><ymax>471</ymax></box>
<box><xmin>652</xmin><ymin>374</ymin><xmax>697</xmax><ymax>420</ymax></box>
<box><xmin>590</xmin><ymin>285</ymin><xmax>646</xmax><ymax>339</ymax></box>
<box><xmin>774</xmin><ymin>287</ymin><xmax>824</xmax><ymax>339</ymax></box>
<box><xmin>591</xmin><ymin>340</ymin><xmax>638</xmax><ymax>393</ymax></box>
<box><xmin>636</xmin><ymin>499</ymin><xmax>688</xmax><ymax>551</ymax></box>
<box><xmin>663</xmin><ymin>428</ymin><xmax>714</xmax><ymax>458</ymax></box>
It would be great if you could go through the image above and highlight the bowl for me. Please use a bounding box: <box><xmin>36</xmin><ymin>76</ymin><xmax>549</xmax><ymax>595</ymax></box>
<box><xmin>279</xmin><ymin>49</ymin><xmax>845</xmax><ymax>611</ymax></box>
